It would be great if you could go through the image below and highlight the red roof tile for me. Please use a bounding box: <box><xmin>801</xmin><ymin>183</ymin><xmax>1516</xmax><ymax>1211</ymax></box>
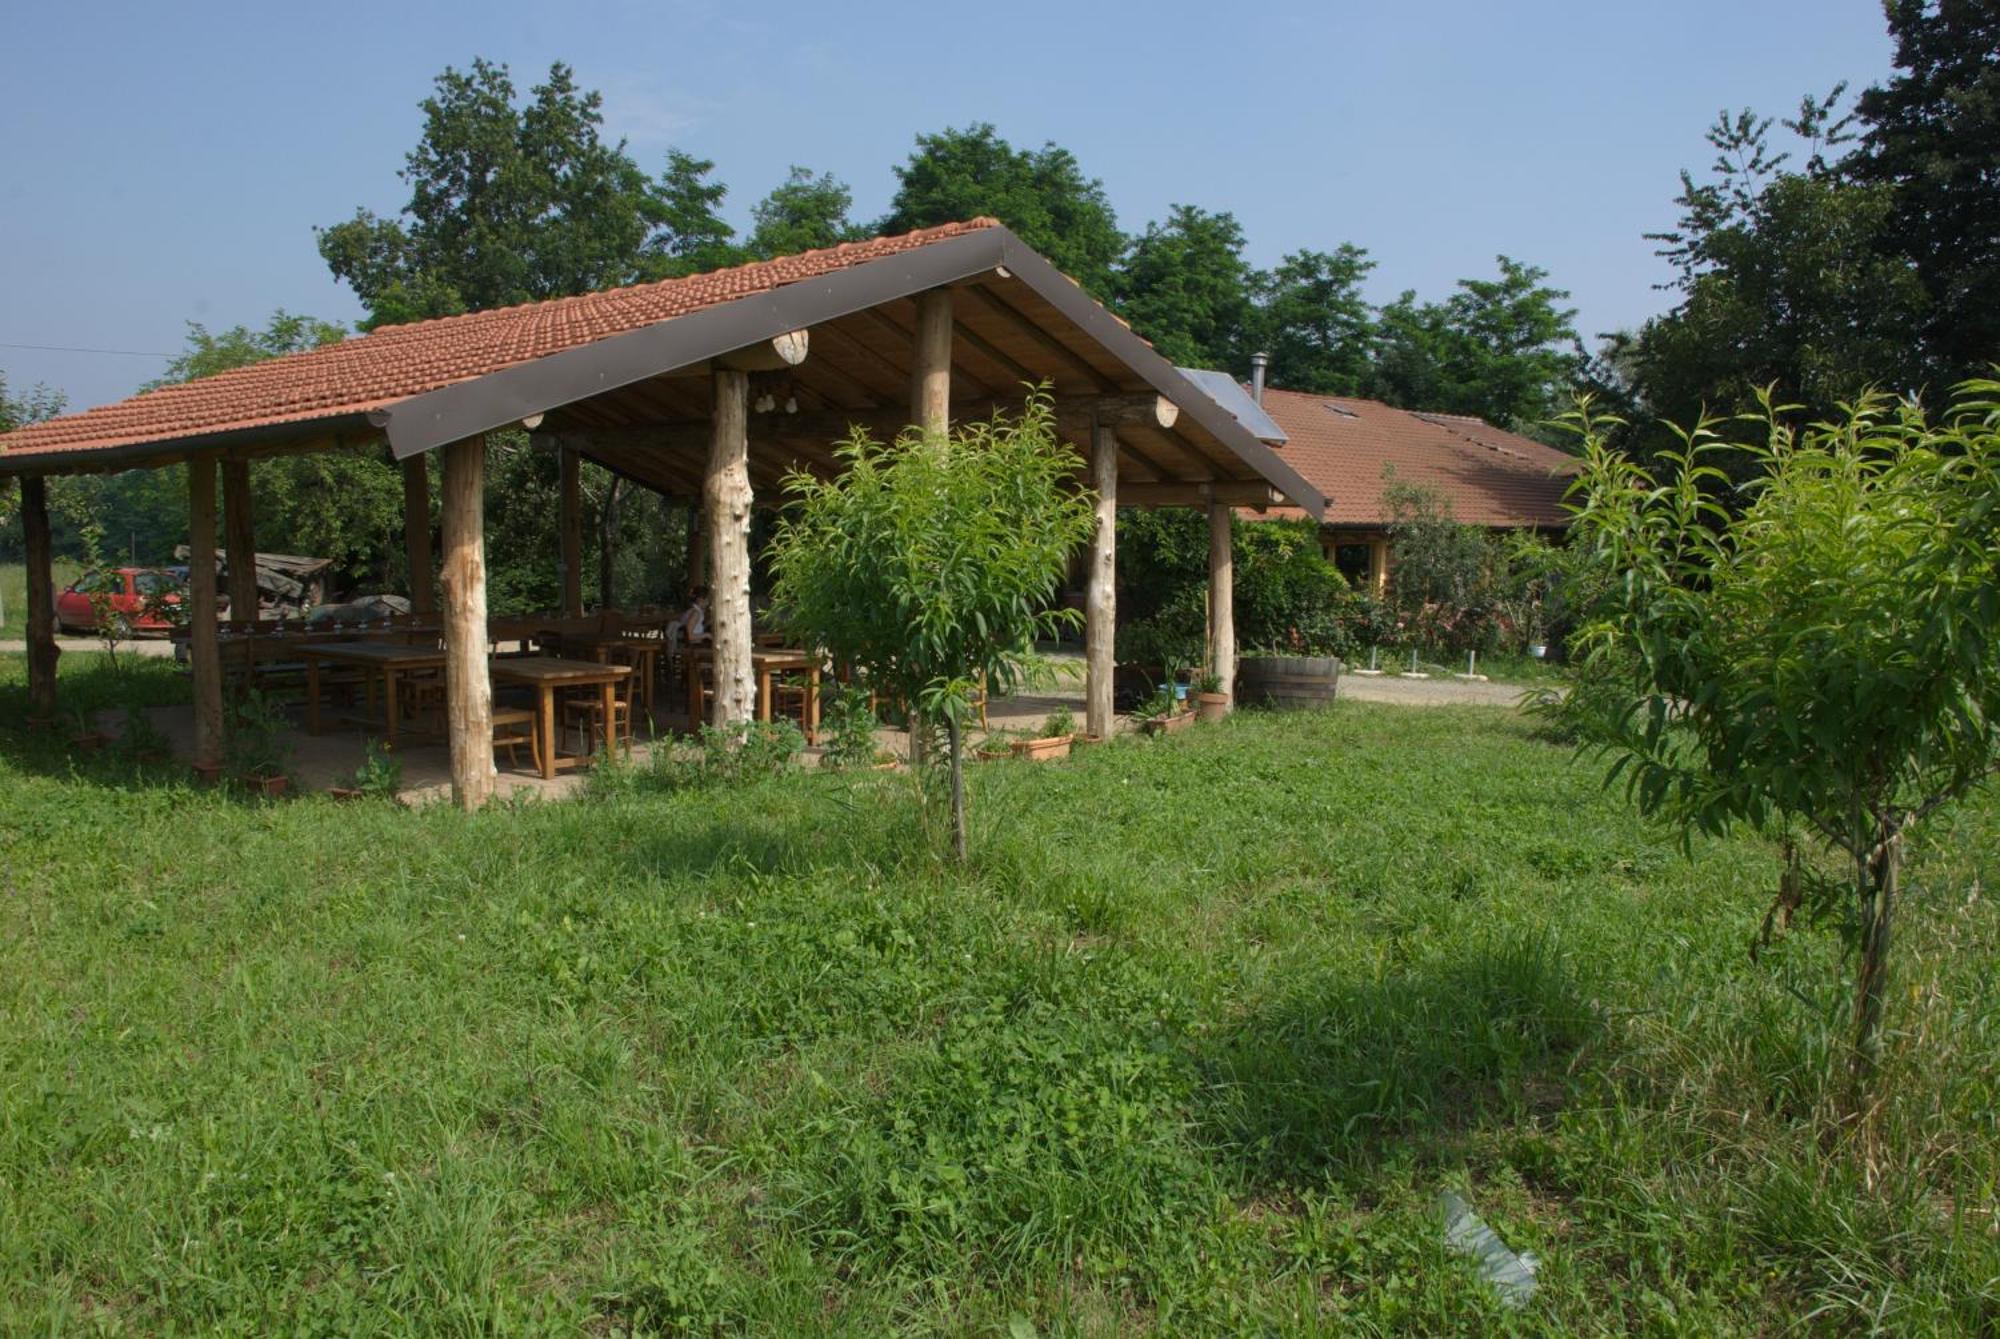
<box><xmin>2</xmin><ymin>220</ymin><xmax>1002</xmax><ymax>460</ymax></box>
<box><xmin>1254</xmin><ymin>387</ymin><xmax>1579</xmax><ymax>529</ymax></box>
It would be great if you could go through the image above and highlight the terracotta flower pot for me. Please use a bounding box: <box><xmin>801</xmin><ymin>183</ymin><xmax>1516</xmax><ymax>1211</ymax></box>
<box><xmin>71</xmin><ymin>732</ymin><xmax>108</xmax><ymax>753</ymax></box>
<box><xmin>251</xmin><ymin>773</ymin><xmax>290</xmax><ymax>798</ymax></box>
<box><xmin>1196</xmin><ymin>691</ymin><xmax>1229</xmax><ymax>723</ymax></box>
<box><xmin>1010</xmin><ymin>733</ymin><xmax>1073</xmax><ymax>761</ymax></box>
<box><xmin>327</xmin><ymin>786</ymin><xmax>365</xmax><ymax>801</ymax></box>
<box><xmin>191</xmin><ymin>761</ymin><xmax>224</xmax><ymax>786</ymax></box>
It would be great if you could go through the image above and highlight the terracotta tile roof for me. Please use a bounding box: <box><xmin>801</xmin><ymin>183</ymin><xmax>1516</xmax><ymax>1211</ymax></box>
<box><xmin>1252</xmin><ymin>387</ymin><xmax>1580</xmax><ymax>529</ymax></box>
<box><xmin>1</xmin><ymin>219</ymin><xmax>1003</xmax><ymax>461</ymax></box>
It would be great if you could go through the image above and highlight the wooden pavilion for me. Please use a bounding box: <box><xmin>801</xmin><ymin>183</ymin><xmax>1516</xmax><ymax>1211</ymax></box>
<box><xmin>0</xmin><ymin>220</ymin><xmax>1323</xmax><ymax>809</ymax></box>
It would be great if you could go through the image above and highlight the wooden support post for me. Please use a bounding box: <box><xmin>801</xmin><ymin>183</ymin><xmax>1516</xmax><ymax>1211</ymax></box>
<box><xmin>1207</xmin><ymin>499</ymin><xmax>1236</xmax><ymax>699</ymax></box>
<box><xmin>187</xmin><ymin>455</ymin><xmax>224</xmax><ymax>770</ymax></box>
<box><xmin>1085</xmin><ymin>420</ymin><xmax>1117</xmax><ymax>741</ymax></box>
<box><xmin>402</xmin><ymin>454</ymin><xmax>435</xmax><ymax>615</ymax></box>
<box><xmin>440</xmin><ymin>435</ymin><xmax>495</xmax><ymax>811</ymax></box>
<box><xmin>684</xmin><ymin>503</ymin><xmax>706</xmax><ymax>589</ymax></box>
<box><xmin>221</xmin><ymin>459</ymin><xmax>259</xmax><ymax>622</ymax></box>
<box><xmin>912</xmin><ymin>289</ymin><xmax>953</xmax><ymax>436</ymax></box>
<box><xmin>558</xmin><ymin>445</ymin><xmax>583</xmax><ymax>616</ymax></box>
<box><xmin>705</xmin><ymin>369</ymin><xmax>755</xmax><ymax>726</ymax></box>
<box><xmin>20</xmin><ymin>477</ymin><xmax>59</xmax><ymax>719</ymax></box>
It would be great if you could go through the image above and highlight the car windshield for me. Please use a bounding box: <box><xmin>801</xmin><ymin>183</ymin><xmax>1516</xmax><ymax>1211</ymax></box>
<box><xmin>72</xmin><ymin>571</ymin><xmax>122</xmax><ymax>595</ymax></box>
<box><xmin>134</xmin><ymin>571</ymin><xmax>182</xmax><ymax>596</ymax></box>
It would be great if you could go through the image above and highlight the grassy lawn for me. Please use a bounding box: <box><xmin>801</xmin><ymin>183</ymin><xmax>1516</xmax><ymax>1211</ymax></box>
<box><xmin>1</xmin><ymin>656</ymin><xmax>1994</xmax><ymax>1333</ymax></box>
<box><xmin>0</xmin><ymin>558</ymin><xmax>83</xmax><ymax>637</ymax></box>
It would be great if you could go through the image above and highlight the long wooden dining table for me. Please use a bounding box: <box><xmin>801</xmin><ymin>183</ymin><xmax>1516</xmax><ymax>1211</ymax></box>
<box><xmin>541</xmin><ymin>630</ymin><xmax>660</xmax><ymax>717</ymax></box>
<box><xmin>302</xmin><ymin>641</ymin><xmax>447</xmax><ymax>746</ymax></box>
<box><xmin>490</xmin><ymin>656</ymin><xmax>632</xmax><ymax>780</ymax></box>
<box><xmin>682</xmin><ymin>646</ymin><xmax>821</xmax><ymax>740</ymax></box>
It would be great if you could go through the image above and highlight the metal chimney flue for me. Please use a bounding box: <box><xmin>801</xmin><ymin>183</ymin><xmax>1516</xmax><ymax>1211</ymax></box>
<box><xmin>1250</xmin><ymin>351</ymin><xmax>1270</xmax><ymax>405</ymax></box>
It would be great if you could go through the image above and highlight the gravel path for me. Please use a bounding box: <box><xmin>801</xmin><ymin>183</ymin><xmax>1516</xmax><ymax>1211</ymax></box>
<box><xmin>1337</xmin><ymin>671</ymin><xmax>1541</xmax><ymax>707</ymax></box>
<box><xmin>0</xmin><ymin>636</ymin><xmax>179</xmax><ymax>657</ymax></box>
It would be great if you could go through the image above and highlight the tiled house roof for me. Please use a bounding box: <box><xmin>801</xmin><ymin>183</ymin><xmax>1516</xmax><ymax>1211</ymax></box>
<box><xmin>1255</xmin><ymin>387</ymin><xmax>1579</xmax><ymax>528</ymax></box>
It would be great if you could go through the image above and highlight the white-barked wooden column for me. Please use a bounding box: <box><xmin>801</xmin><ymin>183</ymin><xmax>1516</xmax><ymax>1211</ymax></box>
<box><xmin>440</xmin><ymin>435</ymin><xmax>496</xmax><ymax>811</ymax></box>
<box><xmin>912</xmin><ymin>289</ymin><xmax>953</xmax><ymax>436</ymax></box>
<box><xmin>1207</xmin><ymin>497</ymin><xmax>1235</xmax><ymax>701</ymax></box>
<box><xmin>705</xmin><ymin>368</ymin><xmax>755</xmax><ymax>726</ymax></box>
<box><xmin>1085</xmin><ymin>419</ymin><xmax>1117</xmax><ymax>740</ymax></box>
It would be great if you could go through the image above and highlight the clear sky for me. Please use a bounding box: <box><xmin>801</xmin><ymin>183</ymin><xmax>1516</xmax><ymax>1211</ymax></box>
<box><xmin>3</xmin><ymin>0</ymin><xmax>1894</xmax><ymax>413</ymax></box>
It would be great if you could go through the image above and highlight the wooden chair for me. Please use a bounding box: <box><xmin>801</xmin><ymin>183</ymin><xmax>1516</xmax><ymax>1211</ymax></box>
<box><xmin>491</xmin><ymin>706</ymin><xmax>541</xmax><ymax>773</ymax></box>
<box><xmin>562</xmin><ymin>676</ymin><xmax>635</xmax><ymax>756</ymax></box>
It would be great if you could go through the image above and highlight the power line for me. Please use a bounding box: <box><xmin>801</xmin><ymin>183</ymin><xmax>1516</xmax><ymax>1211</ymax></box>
<box><xmin>0</xmin><ymin>341</ymin><xmax>175</xmax><ymax>358</ymax></box>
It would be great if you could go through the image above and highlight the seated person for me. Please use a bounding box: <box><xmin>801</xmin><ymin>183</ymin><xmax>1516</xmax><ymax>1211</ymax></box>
<box><xmin>666</xmin><ymin>587</ymin><xmax>709</xmax><ymax>652</ymax></box>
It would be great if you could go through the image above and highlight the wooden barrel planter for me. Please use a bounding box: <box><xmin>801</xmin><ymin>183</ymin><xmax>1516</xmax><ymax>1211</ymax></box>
<box><xmin>1237</xmin><ymin>655</ymin><xmax>1343</xmax><ymax>710</ymax></box>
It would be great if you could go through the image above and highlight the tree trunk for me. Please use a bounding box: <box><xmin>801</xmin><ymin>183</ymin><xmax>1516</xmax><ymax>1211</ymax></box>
<box><xmin>946</xmin><ymin>710</ymin><xmax>967</xmax><ymax>862</ymax></box>
<box><xmin>440</xmin><ymin>435</ymin><xmax>495</xmax><ymax>812</ymax></box>
<box><xmin>20</xmin><ymin>477</ymin><xmax>59</xmax><ymax>718</ymax></box>
<box><xmin>705</xmin><ymin>368</ymin><xmax>755</xmax><ymax>726</ymax></box>
<box><xmin>1850</xmin><ymin>826</ymin><xmax>1901</xmax><ymax>1089</ymax></box>
<box><xmin>598</xmin><ymin>475</ymin><xmax>622</xmax><ymax>611</ymax></box>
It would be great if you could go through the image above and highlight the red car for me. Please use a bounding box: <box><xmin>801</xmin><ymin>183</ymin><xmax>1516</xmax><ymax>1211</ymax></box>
<box><xmin>54</xmin><ymin>566</ymin><xmax>188</xmax><ymax>635</ymax></box>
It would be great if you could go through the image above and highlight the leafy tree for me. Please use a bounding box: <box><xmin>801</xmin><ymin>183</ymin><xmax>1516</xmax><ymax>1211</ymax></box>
<box><xmin>745</xmin><ymin>166</ymin><xmax>863</xmax><ymax>259</ymax></box>
<box><xmin>1382</xmin><ymin>478</ymin><xmax>1503</xmax><ymax>651</ymax></box>
<box><xmin>1545</xmin><ymin>386</ymin><xmax>2000</xmax><ymax>1088</ymax></box>
<box><xmin>0</xmin><ymin>373</ymin><xmax>65</xmax><ymax>434</ymax></box>
<box><xmin>1115</xmin><ymin>205</ymin><xmax>1257</xmax><ymax>370</ymax></box>
<box><xmin>1252</xmin><ymin>245</ymin><xmax>1377</xmax><ymax>395</ymax></box>
<box><xmin>768</xmin><ymin>394</ymin><xmax>1093</xmax><ymax>859</ymax></box>
<box><xmin>645</xmin><ymin>148</ymin><xmax>743</xmax><ymax>275</ymax></box>
<box><xmin>1369</xmin><ymin>256</ymin><xmax>1581</xmax><ymax>431</ymax></box>
<box><xmin>881</xmin><ymin>123</ymin><xmax>1125</xmax><ymax>298</ymax></box>
<box><xmin>1630</xmin><ymin>94</ymin><xmax>1928</xmax><ymax>465</ymax></box>
<box><xmin>318</xmin><ymin>59</ymin><xmax>668</xmax><ymax>326</ymax></box>
<box><xmin>1851</xmin><ymin>0</ymin><xmax>2000</xmax><ymax>389</ymax></box>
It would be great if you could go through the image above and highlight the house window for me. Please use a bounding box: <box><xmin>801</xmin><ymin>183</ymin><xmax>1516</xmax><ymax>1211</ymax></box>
<box><xmin>1332</xmin><ymin>543</ymin><xmax>1373</xmax><ymax>587</ymax></box>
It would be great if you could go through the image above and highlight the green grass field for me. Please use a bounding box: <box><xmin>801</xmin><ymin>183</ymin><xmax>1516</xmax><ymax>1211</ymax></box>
<box><xmin>0</xmin><ymin>558</ymin><xmax>82</xmax><ymax>637</ymax></box>
<box><xmin>1</xmin><ymin>655</ymin><xmax>1994</xmax><ymax>1333</ymax></box>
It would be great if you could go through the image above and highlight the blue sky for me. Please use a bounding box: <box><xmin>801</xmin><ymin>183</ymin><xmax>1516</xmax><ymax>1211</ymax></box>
<box><xmin>3</xmin><ymin>0</ymin><xmax>1892</xmax><ymax>412</ymax></box>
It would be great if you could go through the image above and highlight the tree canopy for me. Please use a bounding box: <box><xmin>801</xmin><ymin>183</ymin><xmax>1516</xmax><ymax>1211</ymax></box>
<box><xmin>882</xmin><ymin>123</ymin><xmax>1125</xmax><ymax>300</ymax></box>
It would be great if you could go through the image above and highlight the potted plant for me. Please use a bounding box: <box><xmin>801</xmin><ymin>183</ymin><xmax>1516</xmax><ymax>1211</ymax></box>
<box><xmin>225</xmin><ymin>690</ymin><xmax>295</xmax><ymax>798</ymax></box>
<box><xmin>331</xmin><ymin>738</ymin><xmax>401</xmax><ymax>800</ymax></box>
<box><xmin>974</xmin><ymin>727</ymin><xmax>1017</xmax><ymax>762</ymax></box>
<box><xmin>1134</xmin><ymin>688</ymin><xmax>1193</xmax><ymax>737</ymax></box>
<box><xmin>112</xmin><ymin>707</ymin><xmax>172</xmax><ymax>763</ymax></box>
<box><xmin>1011</xmin><ymin>705</ymin><xmax>1076</xmax><ymax>761</ymax></box>
<box><xmin>1194</xmin><ymin>671</ymin><xmax>1229</xmax><ymax>722</ymax></box>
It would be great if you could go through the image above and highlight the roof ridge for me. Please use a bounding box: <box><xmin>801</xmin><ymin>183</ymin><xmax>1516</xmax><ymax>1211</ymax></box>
<box><xmin>368</xmin><ymin>217</ymin><xmax>1003</xmax><ymax>336</ymax></box>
